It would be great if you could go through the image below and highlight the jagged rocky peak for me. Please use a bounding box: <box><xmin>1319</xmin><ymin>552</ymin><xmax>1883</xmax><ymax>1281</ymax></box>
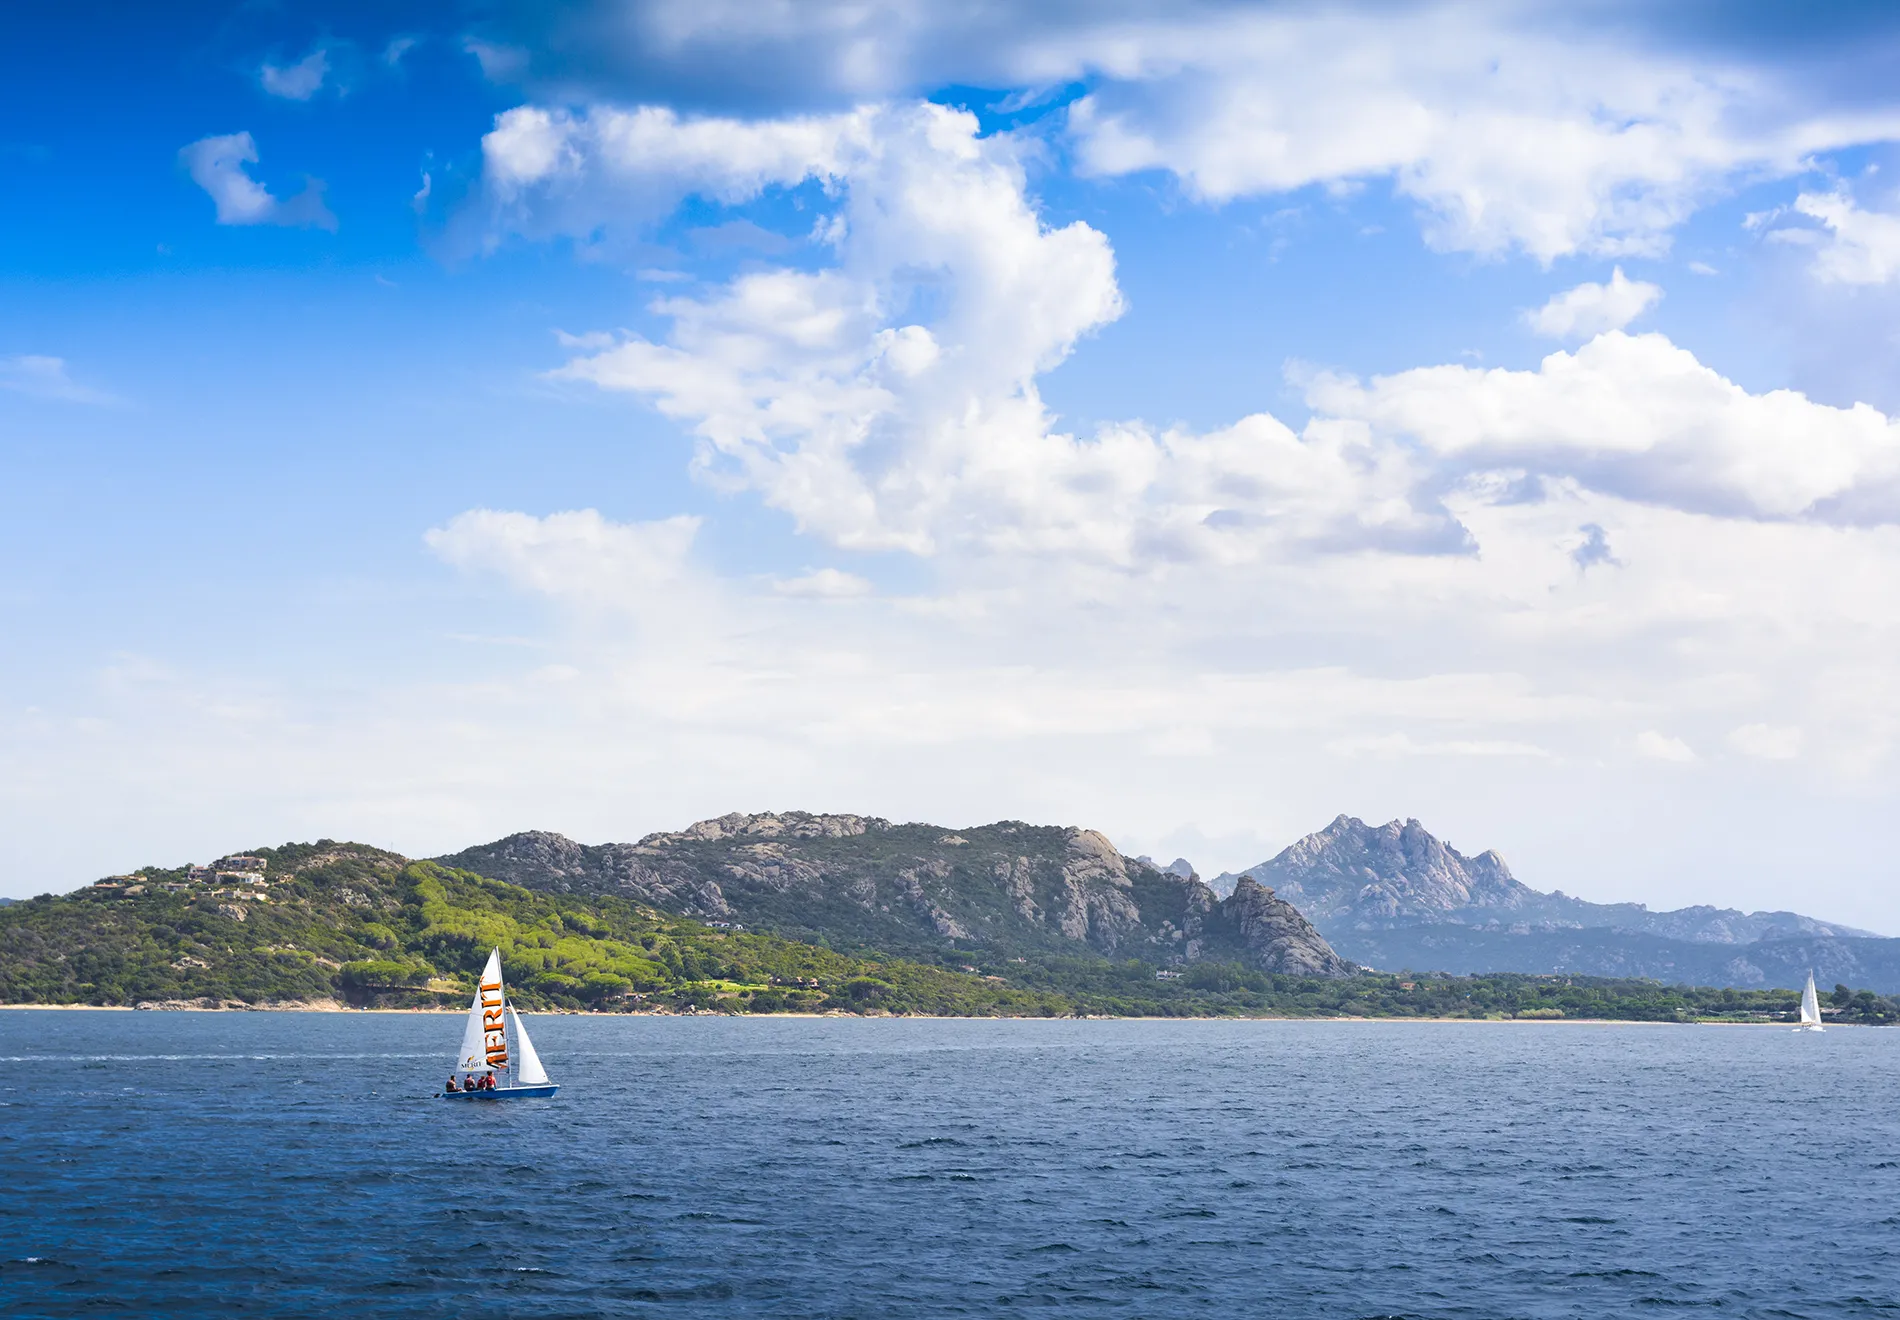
<box><xmin>1225</xmin><ymin>877</ymin><xmax>1356</xmax><ymax>978</ymax></box>
<box><xmin>1136</xmin><ymin>855</ymin><xmax>1199</xmax><ymax>881</ymax></box>
<box><xmin>1258</xmin><ymin>814</ymin><xmax>1532</xmax><ymax>920</ymax></box>
<box><xmin>640</xmin><ymin>811</ymin><xmax>893</xmax><ymax>846</ymax></box>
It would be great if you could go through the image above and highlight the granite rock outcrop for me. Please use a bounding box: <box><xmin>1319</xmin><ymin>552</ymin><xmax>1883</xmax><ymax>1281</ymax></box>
<box><xmin>439</xmin><ymin>813</ymin><xmax>1353</xmax><ymax>978</ymax></box>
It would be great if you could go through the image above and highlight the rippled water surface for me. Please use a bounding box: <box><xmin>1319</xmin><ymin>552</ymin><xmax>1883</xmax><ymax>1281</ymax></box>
<box><xmin>2</xmin><ymin>1013</ymin><xmax>1896</xmax><ymax>1318</ymax></box>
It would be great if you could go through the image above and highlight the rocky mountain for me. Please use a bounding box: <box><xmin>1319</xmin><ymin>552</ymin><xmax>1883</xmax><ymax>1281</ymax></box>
<box><xmin>1322</xmin><ymin>923</ymin><xmax>1900</xmax><ymax>993</ymax></box>
<box><xmin>437</xmin><ymin>812</ymin><xmax>1353</xmax><ymax>978</ymax></box>
<box><xmin>1213</xmin><ymin>815</ymin><xmax>1890</xmax><ymax>989</ymax></box>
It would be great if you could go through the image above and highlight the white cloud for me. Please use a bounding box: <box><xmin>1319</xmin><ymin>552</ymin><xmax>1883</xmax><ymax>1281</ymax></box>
<box><xmin>260</xmin><ymin>49</ymin><xmax>331</xmax><ymax>101</ymax></box>
<box><xmin>465</xmin><ymin>4</ymin><xmax>1900</xmax><ymax>261</ymax></box>
<box><xmin>774</xmin><ymin>568</ymin><xmax>873</xmax><ymax>597</ymax></box>
<box><xmin>553</xmin><ymin>329</ymin><xmax>615</xmax><ymax>351</ymax></box>
<box><xmin>1636</xmin><ymin>730</ymin><xmax>1697</xmax><ymax>762</ymax></box>
<box><xmin>464</xmin><ymin>37</ymin><xmax>530</xmax><ymax>82</ymax></box>
<box><xmin>0</xmin><ymin>355</ymin><xmax>112</xmax><ymax>404</ymax></box>
<box><xmin>178</xmin><ymin>132</ymin><xmax>337</xmax><ymax>231</ymax></box>
<box><xmin>480</xmin><ymin>96</ymin><xmax>1900</xmax><ymax>613</ymax></box>
<box><xmin>464</xmin><ymin>94</ymin><xmax>1900</xmax><ymax>832</ymax></box>
<box><xmin>523</xmin><ymin>102</ymin><xmax>1157</xmax><ymax>558</ymax></box>
<box><xmin>1309</xmin><ymin>332</ymin><xmax>1900</xmax><ymax>523</ymax></box>
<box><xmin>479</xmin><ymin>102</ymin><xmax>874</xmax><ymax>247</ymax></box>
<box><xmin>1525</xmin><ymin>268</ymin><xmax>1662</xmax><ymax>338</ymax></box>
<box><xmin>512</xmin><ymin>102</ymin><xmax>1477</xmax><ymax>565</ymax></box>
<box><xmin>1729</xmin><ymin>723</ymin><xmax>1803</xmax><ymax>760</ymax></box>
<box><xmin>1785</xmin><ymin>189</ymin><xmax>1900</xmax><ymax>285</ymax></box>
<box><xmin>1060</xmin><ymin>7</ymin><xmax>1833</xmax><ymax>261</ymax></box>
<box><xmin>424</xmin><ymin>508</ymin><xmax>701</xmax><ymax>610</ymax></box>
<box><xmin>1327</xmin><ymin>733</ymin><xmax>1553</xmax><ymax>759</ymax></box>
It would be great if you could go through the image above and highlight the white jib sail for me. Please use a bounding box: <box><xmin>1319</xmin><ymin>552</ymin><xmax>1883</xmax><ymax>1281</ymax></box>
<box><xmin>455</xmin><ymin>948</ymin><xmax>509</xmax><ymax>1072</ymax></box>
<box><xmin>1800</xmin><ymin>972</ymin><xmax>1822</xmax><ymax>1027</ymax></box>
<box><xmin>509</xmin><ymin>1006</ymin><xmax>550</xmax><ymax>1086</ymax></box>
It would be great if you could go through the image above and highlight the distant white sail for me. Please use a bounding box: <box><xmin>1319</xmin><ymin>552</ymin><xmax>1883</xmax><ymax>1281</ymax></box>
<box><xmin>455</xmin><ymin>948</ymin><xmax>511</xmax><ymax>1071</ymax></box>
<box><xmin>1799</xmin><ymin>972</ymin><xmax>1824</xmax><ymax>1030</ymax></box>
<box><xmin>509</xmin><ymin>1006</ymin><xmax>550</xmax><ymax>1086</ymax></box>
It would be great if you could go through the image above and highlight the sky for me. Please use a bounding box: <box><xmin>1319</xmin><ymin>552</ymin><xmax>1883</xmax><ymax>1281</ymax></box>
<box><xmin>7</xmin><ymin>1</ymin><xmax>1900</xmax><ymax>927</ymax></box>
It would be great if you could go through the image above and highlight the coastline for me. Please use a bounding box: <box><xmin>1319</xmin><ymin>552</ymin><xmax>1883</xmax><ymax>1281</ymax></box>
<box><xmin>0</xmin><ymin>1003</ymin><xmax>1812</xmax><ymax>1025</ymax></box>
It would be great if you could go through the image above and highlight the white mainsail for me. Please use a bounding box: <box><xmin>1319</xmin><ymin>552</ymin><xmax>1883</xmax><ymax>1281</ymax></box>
<box><xmin>509</xmin><ymin>1006</ymin><xmax>550</xmax><ymax>1086</ymax></box>
<box><xmin>1799</xmin><ymin>971</ymin><xmax>1824</xmax><ymax>1030</ymax></box>
<box><xmin>455</xmin><ymin>948</ymin><xmax>511</xmax><ymax>1072</ymax></box>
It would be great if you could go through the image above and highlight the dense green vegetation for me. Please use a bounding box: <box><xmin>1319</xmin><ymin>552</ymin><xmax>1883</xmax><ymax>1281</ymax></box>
<box><xmin>0</xmin><ymin>843</ymin><xmax>1066</xmax><ymax>1014</ymax></box>
<box><xmin>943</xmin><ymin>955</ymin><xmax>1899</xmax><ymax>1023</ymax></box>
<box><xmin>2</xmin><ymin>840</ymin><xmax>1895</xmax><ymax>1023</ymax></box>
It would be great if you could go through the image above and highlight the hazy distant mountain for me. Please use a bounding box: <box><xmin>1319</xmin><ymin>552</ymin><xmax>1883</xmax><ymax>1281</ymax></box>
<box><xmin>440</xmin><ymin>813</ymin><xmax>1353</xmax><ymax>978</ymax></box>
<box><xmin>1211</xmin><ymin>815</ymin><xmax>1887</xmax><ymax>989</ymax></box>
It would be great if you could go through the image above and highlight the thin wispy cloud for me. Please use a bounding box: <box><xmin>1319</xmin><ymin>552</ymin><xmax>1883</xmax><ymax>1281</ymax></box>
<box><xmin>260</xmin><ymin>48</ymin><xmax>331</xmax><ymax>100</ymax></box>
<box><xmin>0</xmin><ymin>355</ymin><xmax>113</xmax><ymax>404</ymax></box>
<box><xmin>178</xmin><ymin>132</ymin><xmax>336</xmax><ymax>230</ymax></box>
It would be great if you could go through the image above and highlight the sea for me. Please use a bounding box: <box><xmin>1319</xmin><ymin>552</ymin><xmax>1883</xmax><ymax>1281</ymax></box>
<box><xmin>2</xmin><ymin>1013</ymin><xmax>1895</xmax><ymax>1319</ymax></box>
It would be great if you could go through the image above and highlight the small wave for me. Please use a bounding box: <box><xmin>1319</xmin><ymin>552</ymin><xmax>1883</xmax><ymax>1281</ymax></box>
<box><xmin>0</xmin><ymin>1052</ymin><xmax>438</xmax><ymax>1063</ymax></box>
<box><xmin>1572</xmin><ymin>1269</ymin><xmax>1662</xmax><ymax>1280</ymax></box>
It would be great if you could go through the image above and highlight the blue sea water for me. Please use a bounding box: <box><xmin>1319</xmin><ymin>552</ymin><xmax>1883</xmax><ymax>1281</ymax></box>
<box><xmin>1</xmin><ymin>1014</ymin><xmax>1896</xmax><ymax>1319</ymax></box>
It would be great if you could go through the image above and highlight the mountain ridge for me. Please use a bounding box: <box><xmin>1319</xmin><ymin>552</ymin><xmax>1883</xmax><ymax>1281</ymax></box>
<box><xmin>1210</xmin><ymin>814</ymin><xmax>1888</xmax><ymax>986</ymax></box>
<box><xmin>1215</xmin><ymin>814</ymin><xmax>1876</xmax><ymax>941</ymax></box>
<box><xmin>435</xmin><ymin>812</ymin><xmax>1355</xmax><ymax>979</ymax></box>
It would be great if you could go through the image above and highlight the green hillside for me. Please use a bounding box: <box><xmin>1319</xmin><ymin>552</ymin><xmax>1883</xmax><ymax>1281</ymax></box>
<box><xmin>0</xmin><ymin>841</ymin><xmax>1063</xmax><ymax>1015</ymax></box>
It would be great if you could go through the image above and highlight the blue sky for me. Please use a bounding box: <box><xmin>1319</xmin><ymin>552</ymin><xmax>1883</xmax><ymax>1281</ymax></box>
<box><xmin>9</xmin><ymin>1</ymin><xmax>1900</xmax><ymax>927</ymax></box>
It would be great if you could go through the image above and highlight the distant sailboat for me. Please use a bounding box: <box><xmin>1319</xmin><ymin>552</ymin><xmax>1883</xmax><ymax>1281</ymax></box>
<box><xmin>441</xmin><ymin>948</ymin><xmax>560</xmax><ymax>1099</ymax></box>
<box><xmin>1795</xmin><ymin>971</ymin><xmax>1826</xmax><ymax>1033</ymax></box>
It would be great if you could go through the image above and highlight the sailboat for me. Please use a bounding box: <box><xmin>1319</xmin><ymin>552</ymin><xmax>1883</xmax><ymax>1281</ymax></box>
<box><xmin>440</xmin><ymin>948</ymin><xmax>560</xmax><ymax>1099</ymax></box>
<box><xmin>1795</xmin><ymin>970</ymin><xmax>1826</xmax><ymax>1033</ymax></box>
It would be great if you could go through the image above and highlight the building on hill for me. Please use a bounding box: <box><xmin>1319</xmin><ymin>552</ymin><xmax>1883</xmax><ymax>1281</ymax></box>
<box><xmin>214</xmin><ymin>856</ymin><xmax>268</xmax><ymax>884</ymax></box>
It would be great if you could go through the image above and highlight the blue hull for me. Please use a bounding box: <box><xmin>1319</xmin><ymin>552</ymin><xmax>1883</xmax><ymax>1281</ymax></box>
<box><xmin>440</xmin><ymin>1084</ymin><xmax>560</xmax><ymax>1100</ymax></box>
